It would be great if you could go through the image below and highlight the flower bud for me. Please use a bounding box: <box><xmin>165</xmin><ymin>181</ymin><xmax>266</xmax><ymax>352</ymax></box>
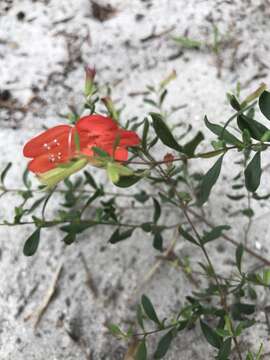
<box><xmin>163</xmin><ymin>153</ymin><xmax>174</xmax><ymax>166</ymax></box>
<box><xmin>101</xmin><ymin>97</ymin><xmax>119</xmax><ymax>122</ymax></box>
<box><xmin>84</xmin><ymin>66</ymin><xmax>96</xmax><ymax>97</ymax></box>
<box><xmin>39</xmin><ymin>158</ymin><xmax>88</xmax><ymax>188</ymax></box>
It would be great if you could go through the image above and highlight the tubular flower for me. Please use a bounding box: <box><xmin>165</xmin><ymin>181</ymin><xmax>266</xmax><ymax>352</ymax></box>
<box><xmin>23</xmin><ymin>114</ymin><xmax>140</xmax><ymax>175</ymax></box>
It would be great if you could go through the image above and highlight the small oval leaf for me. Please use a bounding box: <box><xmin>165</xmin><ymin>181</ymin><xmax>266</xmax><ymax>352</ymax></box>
<box><xmin>135</xmin><ymin>339</ymin><xmax>147</xmax><ymax>360</ymax></box>
<box><xmin>200</xmin><ymin>319</ymin><xmax>222</xmax><ymax>349</ymax></box>
<box><xmin>244</xmin><ymin>152</ymin><xmax>261</xmax><ymax>192</ymax></box>
<box><xmin>141</xmin><ymin>294</ymin><xmax>160</xmax><ymax>325</ymax></box>
<box><xmin>197</xmin><ymin>156</ymin><xmax>223</xmax><ymax>206</ymax></box>
<box><xmin>154</xmin><ymin>330</ymin><xmax>174</xmax><ymax>359</ymax></box>
<box><xmin>259</xmin><ymin>90</ymin><xmax>270</xmax><ymax>121</ymax></box>
<box><xmin>150</xmin><ymin>113</ymin><xmax>182</xmax><ymax>152</ymax></box>
<box><xmin>23</xmin><ymin>228</ymin><xmax>41</xmax><ymax>256</ymax></box>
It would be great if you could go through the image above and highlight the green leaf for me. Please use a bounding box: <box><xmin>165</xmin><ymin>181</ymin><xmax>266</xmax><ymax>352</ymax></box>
<box><xmin>242</xmin><ymin>129</ymin><xmax>252</xmax><ymax>146</ymax></box>
<box><xmin>144</xmin><ymin>98</ymin><xmax>158</xmax><ymax>107</ymax></box>
<box><xmin>202</xmin><ymin>225</ymin><xmax>230</xmax><ymax>244</ymax></box>
<box><xmin>263</xmin><ymin>269</ymin><xmax>270</xmax><ymax>285</ymax></box>
<box><xmin>153</xmin><ymin>198</ymin><xmax>161</xmax><ymax>223</ymax></box>
<box><xmin>60</xmin><ymin>222</ymin><xmax>94</xmax><ymax>234</ymax></box>
<box><xmin>141</xmin><ymin>222</ymin><xmax>153</xmax><ymax>232</ymax></box>
<box><xmin>150</xmin><ymin>113</ymin><xmax>183</xmax><ymax>152</ymax></box>
<box><xmin>231</xmin><ymin>303</ymin><xmax>255</xmax><ymax>321</ymax></box>
<box><xmin>259</xmin><ymin>90</ymin><xmax>270</xmax><ymax>121</ymax></box>
<box><xmin>141</xmin><ymin>294</ymin><xmax>160</xmax><ymax>325</ymax></box>
<box><xmin>109</xmin><ymin>228</ymin><xmax>134</xmax><ymax>244</ymax></box>
<box><xmin>260</xmin><ymin>130</ymin><xmax>270</xmax><ymax>142</ymax></box>
<box><xmin>227</xmin><ymin>93</ymin><xmax>241</xmax><ymax>111</ymax></box>
<box><xmin>183</xmin><ymin>131</ymin><xmax>204</xmax><ymax>156</ymax></box>
<box><xmin>142</xmin><ymin>118</ymin><xmax>150</xmax><ymax>150</ymax></box>
<box><xmin>242</xmin><ymin>208</ymin><xmax>254</xmax><ymax>218</ymax></box>
<box><xmin>107</xmin><ymin>163</ymin><xmax>120</xmax><ymax>183</ymax></box>
<box><xmin>26</xmin><ymin>196</ymin><xmax>47</xmax><ymax>214</ymax></box>
<box><xmin>197</xmin><ymin>156</ymin><xmax>223</xmax><ymax>206</ymax></box>
<box><xmin>246</xmin><ymin>351</ymin><xmax>254</xmax><ymax>360</ymax></box>
<box><xmin>159</xmin><ymin>89</ymin><xmax>168</xmax><ymax>106</ymax></box>
<box><xmin>226</xmin><ymin>194</ymin><xmax>245</xmax><ymax>201</ymax></box>
<box><xmin>153</xmin><ymin>232</ymin><xmax>163</xmax><ymax>252</ymax></box>
<box><xmin>114</xmin><ymin>174</ymin><xmax>142</xmax><ymax>188</ymax></box>
<box><xmin>172</xmin><ymin>36</ymin><xmax>201</xmax><ymax>49</ymax></box>
<box><xmin>92</xmin><ymin>146</ymin><xmax>110</xmax><ymax>158</ymax></box>
<box><xmin>107</xmin><ymin>323</ymin><xmax>123</xmax><ymax>338</ymax></box>
<box><xmin>84</xmin><ymin>170</ymin><xmax>98</xmax><ymax>189</ymax></box>
<box><xmin>244</xmin><ymin>152</ymin><xmax>261</xmax><ymax>192</ymax></box>
<box><xmin>178</xmin><ymin>226</ymin><xmax>199</xmax><ymax>246</ymax></box>
<box><xmin>23</xmin><ymin>168</ymin><xmax>31</xmax><ymax>189</ymax></box>
<box><xmin>23</xmin><ymin>228</ymin><xmax>41</xmax><ymax>256</ymax></box>
<box><xmin>83</xmin><ymin>189</ymin><xmax>102</xmax><ymax>210</ymax></box>
<box><xmin>200</xmin><ymin>319</ymin><xmax>222</xmax><ymax>349</ymax></box>
<box><xmin>237</xmin><ymin>114</ymin><xmax>269</xmax><ymax>141</ymax></box>
<box><xmin>217</xmin><ymin>338</ymin><xmax>232</xmax><ymax>360</ymax></box>
<box><xmin>135</xmin><ymin>339</ymin><xmax>147</xmax><ymax>360</ymax></box>
<box><xmin>255</xmin><ymin>343</ymin><xmax>264</xmax><ymax>360</ymax></box>
<box><xmin>235</xmin><ymin>320</ymin><xmax>255</xmax><ymax>336</ymax></box>
<box><xmin>136</xmin><ymin>304</ymin><xmax>145</xmax><ymax>331</ymax></box>
<box><xmin>236</xmin><ymin>244</ymin><xmax>244</xmax><ymax>273</ymax></box>
<box><xmin>135</xmin><ymin>191</ymin><xmax>149</xmax><ymax>203</ymax></box>
<box><xmin>204</xmin><ymin>116</ymin><xmax>243</xmax><ymax>147</ymax></box>
<box><xmin>154</xmin><ymin>330</ymin><xmax>174</xmax><ymax>359</ymax></box>
<box><xmin>74</xmin><ymin>129</ymin><xmax>81</xmax><ymax>151</ymax></box>
<box><xmin>62</xmin><ymin>233</ymin><xmax>76</xmax><ymax>245</ymax></box>
<box><xmin>0</xmin><ymin>162</ymin><xmax>12</xmax><ymax>185</ymax></box>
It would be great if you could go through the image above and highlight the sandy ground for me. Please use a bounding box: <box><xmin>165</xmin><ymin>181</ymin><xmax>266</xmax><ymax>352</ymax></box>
<box><xmin>1</xmin><ymin>0</ymin><xmax>270</xmax><ymax>359</ymax></box>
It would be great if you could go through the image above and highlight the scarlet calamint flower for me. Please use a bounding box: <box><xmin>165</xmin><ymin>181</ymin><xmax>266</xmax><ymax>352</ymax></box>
<box><xmin>23</xmin><ymin>114</ymin><xmax>140</xmax><ymax>185</ymax></box>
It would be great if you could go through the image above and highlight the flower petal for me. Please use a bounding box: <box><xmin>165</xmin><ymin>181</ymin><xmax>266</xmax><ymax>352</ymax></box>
<box><xmin>28</xmin><ymin>153</ymin><xmax>69</xmax><ymax>173</ymax></box>
<box><xmin>116</xmin><ymin>129</ymin><xmax>141</xmax><ymax>147</ymax></box>
<box><xmin>23</xmin><ymin>125</ymin><xmax>72</xmax><ymax>158</ymax></box>
<box><xmin>76</xmin><ymin>115</ymin><xmax>118</xmax><ymax>135</ymax></box>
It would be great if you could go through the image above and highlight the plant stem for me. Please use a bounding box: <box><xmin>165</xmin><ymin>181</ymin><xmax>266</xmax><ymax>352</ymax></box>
<box><xmin>0</xmin><ymin>219</ymin><xmax>179</xmax><ymax>230</ymax></box>
<box><xmin>180</xmin><ymin>204</ymin><xmax>243</xmax><ymax>360</ymax></box>
<box><xmin>188</xmin><ymin>208</ymin><xmax>270</xmax><ymax>267</ymax></box>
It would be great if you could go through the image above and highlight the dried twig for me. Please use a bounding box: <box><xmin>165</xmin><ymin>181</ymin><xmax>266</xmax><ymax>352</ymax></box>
<box><xmin>25</xmin><ymin>262</ymin><xmax>63</xmax><ymax>330</ymax></box>
<box><xmin>140</xmin><ymin>25</ymin><xmax>176</xmax><ymax>43</ymax></box>
<box><xmin>79</xmin><ymin>252</ymin><xmax>98</xmax><ymax>298</ymax></box>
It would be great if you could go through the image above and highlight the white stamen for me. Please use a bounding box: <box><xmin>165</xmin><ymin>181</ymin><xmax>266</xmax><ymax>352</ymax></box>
<box><xmin>43</xmin><ymin>143</ymin><xmax>51</xmax><ymax>150</ymax></box>
<box><xmin>48</xmin><ymin>154</ymin><xmax>56</xmax><ymax>163</ymax></box>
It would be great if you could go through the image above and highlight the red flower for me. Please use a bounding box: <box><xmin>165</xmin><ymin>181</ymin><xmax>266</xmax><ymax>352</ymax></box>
<box><xmin>23</xmin><ymin>115</ymin><xmax>140</xmax><ymax>174</ymax></box>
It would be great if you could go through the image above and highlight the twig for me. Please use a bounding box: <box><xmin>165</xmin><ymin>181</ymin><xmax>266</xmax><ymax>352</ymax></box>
<box><xmin>140</xmin><ymin>25</ymin><xmax>175</xmax><ymax>42</ymax></box>
<box><xmin>52</xmin><ymin>16</ymin><xmax>75</xmax><ymax>25</ymax></box>
<box><xmin>25</xmin><ymin>262</ymin><xmax>63</xmax><ymax>330</ymax></box>
<box><xmin>79</xmin><ymin>252</ymin><xmax>98</xmax><ymax>298</ymax></box>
